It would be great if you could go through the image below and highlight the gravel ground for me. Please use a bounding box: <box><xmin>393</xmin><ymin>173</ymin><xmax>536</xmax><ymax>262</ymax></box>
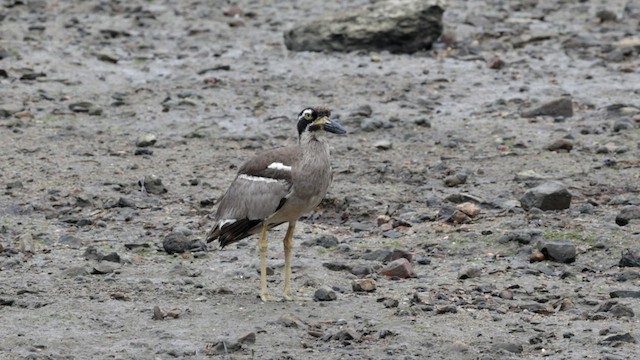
<box><xmin>1</xmin><ymin>0</ymin><xmax>640</xmax><ymax>359</ymax></box>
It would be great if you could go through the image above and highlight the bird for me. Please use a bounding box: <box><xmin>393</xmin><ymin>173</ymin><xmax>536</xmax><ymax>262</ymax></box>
<box><xmin>205</xmin><ymin>107</ymin><xmax>346</xmax><ymax>301</ymax></box>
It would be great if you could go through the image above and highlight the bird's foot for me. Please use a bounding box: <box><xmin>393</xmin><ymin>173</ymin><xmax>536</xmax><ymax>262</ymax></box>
<box><xmin>259</xmin><ymin>293</ymin><xmax>280</xmax><ymax>302</ymax></box>
<box><xmin>283</xmin><ymin>292</ymin><xmax>312</xmax><ymax>302</ymax></box>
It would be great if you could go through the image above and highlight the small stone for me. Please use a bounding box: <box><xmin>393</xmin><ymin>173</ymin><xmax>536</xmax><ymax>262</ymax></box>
<box><xmin>102</xmin><ymin>252</ymin><xmax>121</xmax><ymax>263</ymax></box>
<box><xmin>237</xmin><ymin>332</ymin><xmax>256</xmax><ymax>345</ymax></box>
<box><xmin>515</xmin><ymin>170</ymin><xmax>549</xmax><ymax>182</ymax></box>
<box><xmin>59</xmin><ymin>234</ymin><xmax>82</xmax><ymax>249</ymax></box>
<box><xmin>6</xmin><ymin>181</ymin><xmax>24</xmax><ymax>189</ymax></box>
<box><xmin>458</xmin><ymin>266</ymin><xmax>482</xmax><ymax>279</ymax></box>
<box><xmin>152</xmin><ymin>305</ymin><xmax>165</xmax><ymax>320</ymax></box>
<box><xmin>314</xmin><ymin>234</ymin><xmax>338</xmax><ymax>248</ymax></box>
<box><xmin>91</xmin><ymin>262</ymin><xmax>118</xmax><ymax>274</ymax></box>
<box><xmin>436</xmin><ymin>305</ymin><xmax>458</xmax><ymax>314</ymax></box>
<box><xmin>277</xmin><ymin>313</ymin><xmax>307</xmax><ymax>329</ymax></box>
<box><xmin>499</xmin><ymin>289</ymin><xmax>514</xmax><ymax>300</ymax></box>
<box><xmin>596</xmin><ymin>9</ymin><xmax>617</xmax><ymax>22</ymax></box>
<box><xmin>619</xmin><ymin>249</ymin><xmax>640</xmax><ymax>267</ymax></box>
<box><xmin>314</xmin><ymin>286</ymin><xmax>337</xmax><ymax>301</ymax></box>
<box><xmin>545</xmin><ymin>139</ymin><xmax>573</xmax><ymax>152</ymax></box>
<box><xmin>521</xmin><ymin>97</ymin><xmax>573</xmax><ymax>118</ymax></box>
<box><xmin>379</xmin><ymin>258</ymin><xmax>416</xmax><ymax>278</ymax></box>
<box><xmin>444</xmin><ymin>173</ymin><xmax>467</xmax><ymax>187</ymax></box>
<box><xmin>382</xmin><ymin>298</ymin><xmax>399</xmax><ymax>308</ymax></box>
<box><xmin>163</xmin><ymin>232</ymin><xmax>203</xmax><ymax>254</ymax></box>
<box><xmin>376</xmin><ymin>215</ymin><xmax>391</xmax><ymax>226</ymax></box>
<box><xmin>352</xmin><ymin>279</ymin><xmax>376</xmax><ymax>292</ymax></box>
<box><xmin>530</xmin><ymin>251</ymin><xmax>545</xmax><ymax>262</ymax></box>
<box><xmin>498</xmin><ymin>229</ymin><xmax>542</xmax><ymax>244</ymax></box>
<box><xmin>456</xmin><ymin>202</ymin><xmax>480</xmax><ymax>217</ymax></box>
<box><xmin>609</xmin><ymin>304</ymin><xmax>634</xmax><ymax>318</ymax></box>
<box><xmin>538</xmin><ymin>240</ymin><xmax>576</xmax><ymax>263</ymax></box>
<box><xmin>520</xmin><ymin>181</ymin><xmax>572</xmax><ymax>211</ymax></box>
<box><xmin>615</xmin><ymin>206</ymin><xmax>640</xmax><ymax>226</ymax></box>
<box><xmin>491</xmin><ymin>342</ymin><xmax>523</xmax><ymax>354</ymax></box>
<box><xmin>602</xmin><ymin>333</ymin><xmax>636</xmax><ymax>344</ymax></box>
<box><xmin>165</xmin><ymin>308</ymin><xmax>183</xmax><ymax>319</ymax></box>
<box><xmin>17</xmin><ymin>233</ymin><xmax>36</xmax><ymax>253</ymax></box>
<box><xmin>140</xmin><ymin>175</ymin><xmax>168</xmax><ymax>195</ymax></box>
<box><xmin>136</xmin><ymin>133</ymin><xmax>157</xmax><ymax>147</ymax></box>
<box><xmin>134</xmin><ymin>148</ymin><xmax>153</xmax><ymax>156</ymax></box>
<box><xmin>374</xmin><ymin>139</ymin><xmax>392</xmax><ymax>150</ymax></box>
<box><xmin>487</xmin><ymin>57</ymin><xmax>505</xmax><ymax>69</ymax></box>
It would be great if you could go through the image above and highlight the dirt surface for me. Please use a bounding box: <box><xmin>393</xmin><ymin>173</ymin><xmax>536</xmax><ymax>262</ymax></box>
<box><xmin>1</xmin><ymin>0</ymin><xmax>640</xmax><ymax>359</ymax></box>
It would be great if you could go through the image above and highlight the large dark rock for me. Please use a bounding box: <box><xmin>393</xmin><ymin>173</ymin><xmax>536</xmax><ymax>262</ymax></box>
<box><xmin>520</xmin><ymin>181</ymin><xmax>572</xmax><ymax>211</ymax></box>
<box><xmin>521</xmin><ymin>97</ymin><xmax>573</xmax><ymax>118</ymax></box>
<box><xmin>538</xmin><ymin>240</ymin><xmax>576</xmax><ymax>263</ymax></box>
<box><xmin>615</xmin><ymin>206</ymin><xmax>640</xmax><ymax>226</ymax></box>
<box><xmin>284</xmin><ymin>0</ymin><xmax>444</xmax><ymax>53</ymax></box>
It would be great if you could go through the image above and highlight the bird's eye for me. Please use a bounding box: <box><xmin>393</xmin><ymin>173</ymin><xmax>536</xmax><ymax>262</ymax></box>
<box><xmin>303</xmin><ymin>109</ymin><xmax>314</xmax><ymax>120</ymax></box>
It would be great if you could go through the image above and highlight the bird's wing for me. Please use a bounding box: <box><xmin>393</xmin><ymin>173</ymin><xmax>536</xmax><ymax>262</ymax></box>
<box><xmin>206</xmin><ymin>146</ymin><xmax>299</xmax><ymax>246</ymax></box>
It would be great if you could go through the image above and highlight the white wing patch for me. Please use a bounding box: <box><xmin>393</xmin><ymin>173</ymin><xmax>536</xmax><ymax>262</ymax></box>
<box><xmin>217</xmin><ymin>219</ymin><xmax>236</xmax><ymax>228</ymax></box>
<box><xmin>238</xmin><ymin>174</ymin><xmax>282</xmax><ymax>183</ymax></box>
<box><xmin>267</xmin><ymin>162</ymin><xmax>292</xmax><ymax>171</ymax></box>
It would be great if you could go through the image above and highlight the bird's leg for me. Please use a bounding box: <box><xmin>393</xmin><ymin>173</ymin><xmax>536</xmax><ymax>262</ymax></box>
<box><xmin>283</xmin><ymin>221</ymin><xmax>310</xmax><ymax>301</ymax></box>
<box><xmin>259</xmin><ymin>223</ymin><xmax>277</xmax><ymax>302</ymax></box>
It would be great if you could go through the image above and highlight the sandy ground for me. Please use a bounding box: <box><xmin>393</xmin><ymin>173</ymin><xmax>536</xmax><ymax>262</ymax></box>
<box><xmin>1</xmin><ymin>0</ymin><xmax>640</xmax><ymax>359</ymax></box>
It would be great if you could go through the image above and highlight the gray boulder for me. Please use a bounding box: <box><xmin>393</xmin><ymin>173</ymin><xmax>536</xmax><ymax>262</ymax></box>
<box><xmin>520</xmin><ymin>181</ymin><xmax>572</xmax><ymax>211</ymax></box>
<box><xmin>284</xmin><ymin>0</ymin><xmax>445</xmax><ymax>53</ymax></box>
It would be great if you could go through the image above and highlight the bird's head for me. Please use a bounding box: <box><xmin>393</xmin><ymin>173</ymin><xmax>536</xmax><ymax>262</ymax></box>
<box><xmin>296</xmin><ymin>107</ymin><xmax>347</xmax><ymax>137</ymax></box>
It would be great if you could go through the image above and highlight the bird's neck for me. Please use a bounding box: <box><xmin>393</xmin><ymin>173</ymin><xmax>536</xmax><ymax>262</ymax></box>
<box><xmin>298</xmin><ymin>131</ymin><xmax>329</xmax><ymax>160</ymax></box>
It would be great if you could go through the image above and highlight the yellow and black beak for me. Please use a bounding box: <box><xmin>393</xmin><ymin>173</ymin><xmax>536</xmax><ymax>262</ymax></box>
<box><xmin>312</xmin><ymin>116</ymin><xmax>347</xmax><ymax>135</ymax></box>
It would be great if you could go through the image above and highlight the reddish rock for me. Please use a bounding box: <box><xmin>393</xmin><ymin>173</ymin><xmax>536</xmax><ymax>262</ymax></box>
<box><xmin>379</xmin><ymin>258</ymin><xmax>416</xmax><ymax>278</ymax></box>
<box><xmin>352</xmin><ymin>278</ymin><xmax>377</xmax><ymax>292</ymax></box>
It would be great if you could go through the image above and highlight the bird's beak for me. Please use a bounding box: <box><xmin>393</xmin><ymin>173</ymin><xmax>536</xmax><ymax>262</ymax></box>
<box><xmin>313</xmin><ymin>116</ymin><xmax>347</xmax><ymax>135</ymax></box>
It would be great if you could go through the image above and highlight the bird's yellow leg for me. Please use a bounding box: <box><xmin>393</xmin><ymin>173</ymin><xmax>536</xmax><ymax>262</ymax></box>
<box><xmin>259</xmin><ymin>224</ymin><xmax>277</xmax><ymax>302</ymax></box>
<box><xmin>283</xmin><ymin>222</ymin><xmax>311</xmax><ymax>301</ymax></box>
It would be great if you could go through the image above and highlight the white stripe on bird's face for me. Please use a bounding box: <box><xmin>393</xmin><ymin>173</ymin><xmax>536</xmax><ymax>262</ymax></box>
<box><xmin>267</xmin><ymin>162</ymin><xmax>292</xmax><ymax>171</ymax></box>
<box><xmin>238</xmin><ymin>174</ymin><xmax>282</xmax><ymax>183</ymax></box>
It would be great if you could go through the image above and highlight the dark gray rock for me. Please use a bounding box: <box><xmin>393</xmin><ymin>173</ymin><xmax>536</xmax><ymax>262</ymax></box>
<box><xmin>610</xmin><ymin>290</ymin><xmax>640</xmax><ymax>298</ymax></box>
<box><xmin>284</xmin><ymin>0</ymin><xmax>444</xmax><ymax>54</ymax></box>
<box><xmin>314</xmin><ymin>286</ymin><xmax>337</xmax><ymax>301</ymax></box>
<box><xmin>163</xmin><ymin>232</ymin><xmax>206</xmax><ymax>254</ymax></box>
<box><xmin>139</xmin><ymin>175</ymin><xmax>167</xmax><ymax>195</ymax></box>
<box><xmin>619</xmin><ymin>249</ymin><xmax>640</xmax><ymax>267</ymax></box>
<box><xmin>538</xmin><ymin>240</ymin><xmax>576</xmax><ymax>263</ymax></box>
<box><xmin>498</xmin><ymin>229</ymin><xmax>543</xmax><ymax>244</ymax></box>
<box><xmin>609</xmin><ymin>304</ymin><xmax>634</xmax><ymax>318</ymax></box>
<box><xmin>491</xmin><ymin>342</ymin><xmax>523</xmax><ymax>354</ymax></box>
<box><xmin>521</xmin><ymin>97</ymin><xmax>573</xmax><ymax>118</ymax></box>
<box><xmin>601</xmin><ymin>333</ymin><xmax>637</xmax><ymax>344</ymax></box>
<box><xmin>302</xmin><ymin>234</ymin><xmax>338</xmax><ymax>248</ymax></box>
<box><xmin>520</xmin><ymin>181</ymin><xmax>572</xmax><ymax>211</ymax></box>
<box><xmin>615</xmin><ymin>206</ymin><xmax>640</xmax><ymax>226</ymax></box>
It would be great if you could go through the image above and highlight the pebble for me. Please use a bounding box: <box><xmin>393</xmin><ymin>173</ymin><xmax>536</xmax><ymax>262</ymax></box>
<box><xmin>373</xmin><ymin>139</ymin><xmax>392</xmax><ymax>150</ymax></box>
<box><xmin>303</xmin><ymin>234</ymin><xmax>338</xmax><ymax>248</ymax></box>
<box><xmin>91</xmin><ymin>262</ymin><xmax>119</xmax><ymax>274</ymax></box>
<box><xmin>538</xmin><ymin>240</ymin><xmax>576</xmax><ymax>263</ymax></box>
<box><xmin>277</xmin><ymin>313</ymin><xmax>307</xmax><ymax>329</ymax></box>
<box><xmin>163</xmin><ymin>232</ymin><xmax>206</xmax><ymax>254</ymax></box>
<box><xmin>545</xmin><ymin>139</ymin><xmax>573</xmax><ymax>152</ymax></box>
<box><xmin>601</xmin><ymin>333</ymin><xmax>636</xmax><ymax>344</ymax></box>
<box><xmin>139</xmin><ymin>175</ymin><xmax>168</xmax><ymax>195</ymax></box>
<box><xmin>619</xmin><ymin>250</ymin><xmax>640</xmax><ymax>268</ymax></box>
<box><xmin>59</xmin><ymin>234</ymin><xmax>82</xmax><ymax>249</ymax></box>
<box><xmin>444</xmin><ymin>173</ymin><xmax>467</xmax><ymax>187</ymax></box>
<box><xmin>17</xmin><ymin>233</ymin><xmax>36</xmax><ymax>253</ymax></box>
<box><xmin>237</xmin><ymin>332</ymin><xmax>256</xmax><ymax>345</ymax></box>
<box><xmin>608</xmin><ymin>304</ymin><xmax>634</xmax><ymax>318</ymax></box>
<box><xmin>615</xmin><ymin>206</ymin><xmax>640</xmax><ymax>226</ymax></box>
<box><xmin>352</xmin><ymin>278</ymin><xmax>376</xmax><ymax>292</ymax></box>
<box><xmin>458</xmin><ymin>266</ymin><xmax>482</xmax><ymax>279</ymax></box>
<box><xmin>487</xmin><ymin>57</ymin><xmax>505</xmax><ymax>70</ymax></box>
<box><xmin>314</xmin><ymin>286</ymin><xmax>337</xmax><ymax>301</ymax></box>
<box><xmin>152</xmin><ymin>305</ymin><xmax>164</xmax><ymax>320</ymax></box>
<box><xmin>520</xmin><ymin>181</ymin><xmax>572</xmax><ymax>211</ymax></box>
<box><xmin>514</xmin><ymin>170</ymin><xmax>549</xmax><ymax>182</ymax></box>
<box><xmin>456</xmin><ymin>202</ymin><xmax>480</xmax><ymax>217</ymax></box>
<box><xmin>498</xmin><ymin>229</ymin><xmax>542</xmax><ymax>244</ymax></box>
<box><xmin>521</xmin><ymin>97</ymin><xmax>573</xmax><ymax>118</ymax></box>
<box><xmin>491</xmin><ymin>342</ymin><xmax>523</xmax><ymax>354</ymax></box>
<box><xmin>136</xmin><ymin>133</ymin><xmax>157</xmax><ymax>147</ymax></box>
<box><xmin>379</xmin><ymin>258</ymin><xmax>415</xmax><ymax>278</ymax></box>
